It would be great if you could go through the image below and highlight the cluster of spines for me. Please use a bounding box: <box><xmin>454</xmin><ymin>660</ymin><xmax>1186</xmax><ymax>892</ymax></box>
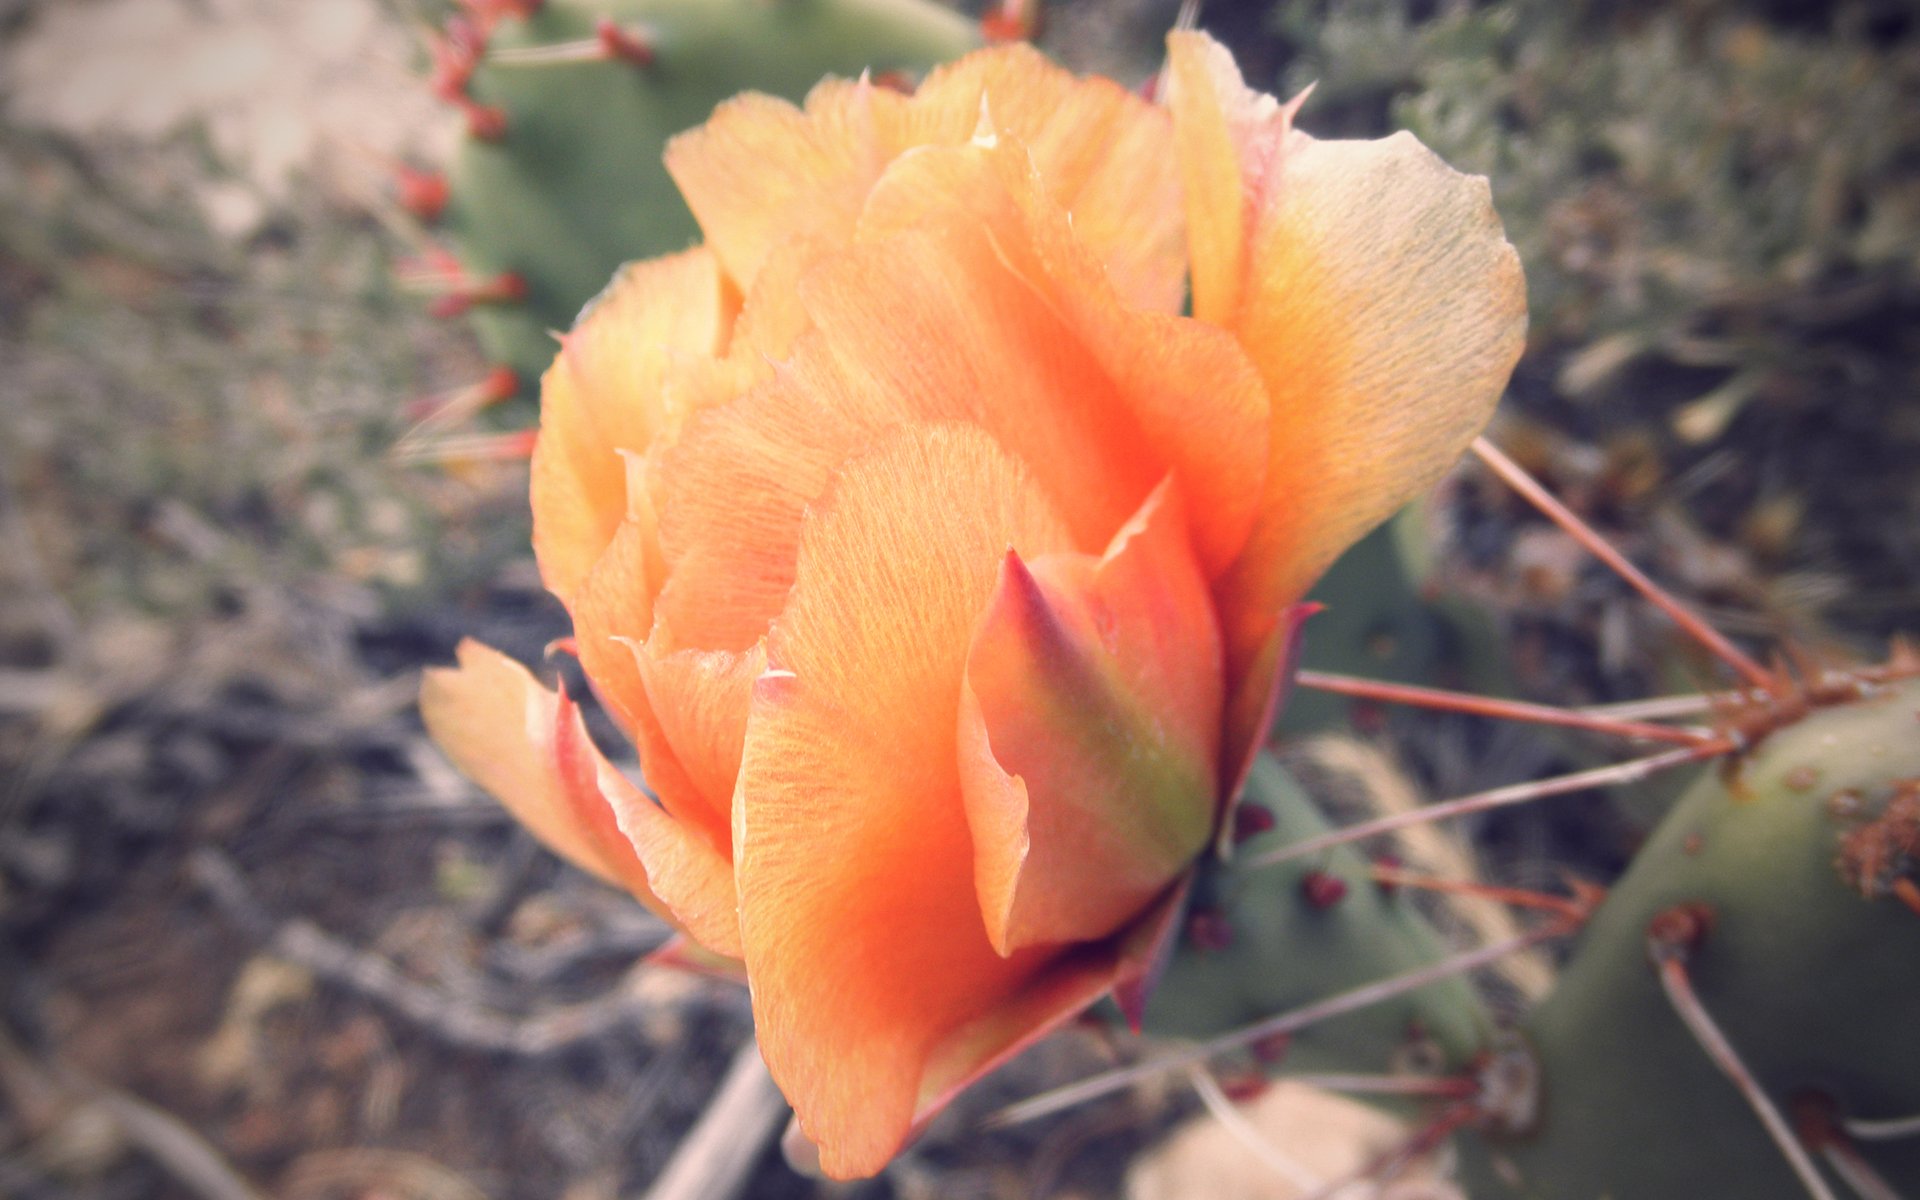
<box><xmin>389</xmin><ymin>0</ymin><xmax>1025</xmax><ymax>461</ymax></box>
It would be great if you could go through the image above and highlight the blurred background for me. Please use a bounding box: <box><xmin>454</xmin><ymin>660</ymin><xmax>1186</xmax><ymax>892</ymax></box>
<box><xmin>2</xmin><ymin>0</ymin><xmax>1917</xmax><ymax>1197</ymax></box>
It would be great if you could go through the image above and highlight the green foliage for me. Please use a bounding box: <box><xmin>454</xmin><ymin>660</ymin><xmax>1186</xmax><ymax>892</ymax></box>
<box><xmin>1461</xmin><ymin>674</ymin><xmax>1920</xmax><ymax>1198</ymax></box>
<box><xmin>438</xmin><ymin>0</ymin><xmax>981</xmax><ymax>395</ymax></box>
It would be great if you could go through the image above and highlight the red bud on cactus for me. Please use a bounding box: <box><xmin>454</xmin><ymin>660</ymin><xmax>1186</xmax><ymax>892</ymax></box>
<box><xmin>595</xmin><ymin>19</ymin><xmax>655</xmax><ymax>67</ymax></box>
<box><xmin>395</xmin><ymin>166</ymin><xmax>450</xmax><ymax>222</ymax></box>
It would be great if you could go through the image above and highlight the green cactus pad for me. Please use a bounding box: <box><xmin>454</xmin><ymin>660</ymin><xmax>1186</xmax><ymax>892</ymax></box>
<box><xmin>1463</xmin><ymin>673</ymin><xmax>1920</xmax><ymax>1198</ymax></box>
<box><xmin>1142</xmin><ymin>756</ymin><xmax>1493</xmax><ymax>1086</ymax></box>
<box><xmin>443</xmin><ymin>0</ymin><xmax>980</xmax><ymax>395</ymax></box>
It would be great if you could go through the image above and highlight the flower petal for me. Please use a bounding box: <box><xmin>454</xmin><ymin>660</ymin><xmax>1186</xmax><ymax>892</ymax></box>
<box><xmin>665</xmin><ymin>43</ymin><xmax>1183</xmax><ymax>316</ymax></box>
<box><xmin>1167</xmin><ymin>30</ymin><xmax>1526</xmax><ymax>666</ymax></box>
<box><xmin>664</xmin><ymin>79</ymin><xmax>913</xmax><ymax>300</ymax></box>
<box><xmin>419</xmin><ymin>640</ymin><xmax>739</xmax><ymax>955</ymax></box>
<box><xmin>908</xmin><ymin>43</ymin><xmax>1186</xmax><ymax>313</ymax></box>
<box><xmin>853</xmin><ymin>134</ymin><xmax>1269</xmax><ymax>573</ymax></box>
<box><xmin>654</xmin><ymin>206</ymin><xmax>1178</xmax><ymax>652</ymax></box>
<box><xmin>530</xmin><ymin>247</ymin><xmax>737</xmax><ymax>604</ymax></box>
<box><xmin>733</xmin><ymin>422</ymin><xmax>1075</xmax><ymax>1178</ymax></box>
<box><xmin>960</xmin><ymin>480</ymin><xmax>1222</xmax><ymax>955</ymax></box>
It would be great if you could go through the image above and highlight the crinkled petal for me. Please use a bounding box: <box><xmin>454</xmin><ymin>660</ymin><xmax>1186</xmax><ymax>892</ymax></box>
<box><xmin>665</xmin><ymin>80</ymin><xmax>913</xmax><ymax>301</ymax></box>
<box><xmin>531</xmin><ymin>247</ymin><xmax>736</xmax><ymax>604</ymax></box>
<box><xmin>665</xmin><ymin>43</ymin><xmax>1182</xmax><ymax>316</ymax></box>
<box><xmin>854</xmin><ymin>134</ymin><xmax>1268</xmax><ymax>573</ymax></box>
<box><xmin>907</xmin><ymin>43</ymin><xmax>1186</xmax><ymax>313</ymax></box>
<box><xmin>733</xmin><ymin>423</ymin><xmax>1075</xmax><ymax>1178</ymax></box>
<box><xmin>1168</xmin><ymin>30</ymin><xmax>1526</xmax><ymax>672</ymax></box>
<box><xmin>419</xmin><ymin>640</ymin><xmax>739</xmax><ymax>956</ymax></box>
<box><xmin>655</xmin><ymin>208</ymin><xmax>1174</xmax><ymax>651</ymax></box>
<box><xmin>960</xmin><ymin>481</ymin><xmax>1221</xmax><ymax>955</ymax></box>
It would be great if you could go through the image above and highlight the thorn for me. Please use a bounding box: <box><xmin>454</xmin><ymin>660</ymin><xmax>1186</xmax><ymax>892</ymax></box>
<box><xmin>461</xmin><ymin>0</ymin><xmax>542</xmax><ymax>22</ymax></box>
<box><xmin>1472</xmin><ymin>437</ymin><xmax>1779</xmax><ymax>696</ymax></box>
<box><xmin>390</xmin><ymin>429</ymin><xmax>537</xmax><ymax>466</ymax></box>
<box><xmin>428</xmin><ymin>271</ymin><xmax>528</xmax><ymax>318</ymax></box>
<box><xmin>402</xmin><ymin>364</ymin><xmax>520</xmax><ymax>428</ymax></box>
<box><xmin>983</xmin><ymin>926</ymin><xmax>1567</xmax><ymax>1130</ymax></box>
<box><xmin>595</xmin><ymin>18</ymin><xmax>656</xmax><ymax>67</ymax></box>
<box><xmin>1368</xmin><ymin>865</ymin><xmax>1597</xmax><ymax>926</ymax></box>
<box><xmin>1844</xmin><ymin>1109</ymin><xmax>1920</xmax><ymax>1142</ymax></box>
<box><xmin>1247</xmin><ymin>740</ymin><xmax>1737</xmax><ymax>871</ymax></box>
<box><xmin>1289</xmin><ymin>1103</ymin><xmax>1478</xmax><ymax>1200</ymax></box>
<box><xmin>1653</xmin><ymin>913</ymin><xmax>1839</xmax><ymax>1200</ymax></box>
<box><xmin>1249</xmin><ymin>1032</ymin><xmax>1292</xmax><ymax>1065</ymax></box>
<box><xmin>1294</xmin><ymin>669</ymin><xmax>1721</xmax><ymax>747</ymax></box>
<box><xmin>1645</xmin><ymin>902</ymin><xmax>1715</xmax><ymax>963</ymax></box>
<box><xmin>394</xmin><ymin>164</ymin><xmax>449</xmax><ymax>222</ymax></box>
<box><xmin>460</xmin><ymin>97</ymin><xmax>509</xmax><ymax>141</ymax></box>
<box><xmin>1185</xmin><ymin>1066</ymin><xmax>1323</xmax><ymax>1193</ymax></box>
<box><xmin>1232</xmin><ymin>802</ymin><xmax>1275</xmax><ymax>844</ymax></box>
<box><xmin>429</xmin><ymin>17</ymin><xmax>487</xmax><ymax>98</ymax></box>
<box><xmin>1299</xmin><ymin>871</ymin><xmax>1348</xmax><ymax>910</ymax></box>
<box><xmin>1893</xmin><ymin>877</ymin><xmax>1920</xmax><ymax>918</ymax></box>
<box><xmin>398</xmin><ymin>244</ymin><xmax>466</xmax><ymax>282</ymax></box>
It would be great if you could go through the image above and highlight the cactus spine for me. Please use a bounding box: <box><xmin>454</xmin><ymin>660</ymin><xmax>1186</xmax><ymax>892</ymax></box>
<box><xmin>1461</xmin><ymin>671</ymin><xmax>1920</xmax><ymax>1198</ymax></box>
<box><xmin>414</xmin><ymin>0</ymin><xmax>981</xmax><ymax>402</ymax></box>
<box><xmin>1144</xmin><ymin>756</ymin><xmax>1494</xmax><ymax>1086</ymax></box>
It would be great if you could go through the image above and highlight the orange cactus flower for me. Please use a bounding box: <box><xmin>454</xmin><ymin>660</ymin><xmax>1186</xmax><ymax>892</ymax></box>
<box><xmin>421</xmin><ymin>31</ymin><xmax>1524</xmax><ymax>1179</ymax></box>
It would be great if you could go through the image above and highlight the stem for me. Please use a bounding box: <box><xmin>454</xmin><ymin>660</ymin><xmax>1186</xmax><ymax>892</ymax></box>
<box><xmin>1471</xmin><ymin>437</ymin><xmax>1777</xmax><ymax>694</ymax></box>
<box><xmin>986</xmin><ymin>926</ymin><xmax>1565</xmax><ymax>1129</ymax></box>
<box><xmin>1296</xmin><ymin>669</ymin><xmax>1715</xmax><ymax>746</ymax></box>
<box><xmin>1656</xmin><ymin>954</ymin><xmax>1837</xmax><ymax>1200</ymax></box>
<box><xmin>1247</xmin><ymin>741</ymin><xmax>1735</xmax><ymax>871</ymax></box>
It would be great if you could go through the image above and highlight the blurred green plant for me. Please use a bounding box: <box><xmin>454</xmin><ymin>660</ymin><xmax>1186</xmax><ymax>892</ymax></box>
<box><xmin>1271</xmin><ymin>0</ymin><xmax>1920</xmax><ymax>412</ymax></box>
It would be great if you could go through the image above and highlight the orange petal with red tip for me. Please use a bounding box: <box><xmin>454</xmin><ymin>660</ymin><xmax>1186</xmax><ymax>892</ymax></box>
<box><xmin>1167</xmin><ymin>30</ymin><xmax>1526</xmax><ymax>668</ymax></box>
<box><xmin>419</xmin><ymin>640</ymin><xmax>739</xmax><ymax>956</ymax></box>
<box><xmin>960</xmin><ymin>481</ymin><xmax>1221</xmax><ymax>956</ymax></box>
<box><xmin>732</xmin><ymin>423</ymin><xmax>1075</xmax><ymax>1179</ymax></box>
<box><xmin>530</xmin><ymin>247</ymin><xmax>736</xmax><ymax>604</ymax></box>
